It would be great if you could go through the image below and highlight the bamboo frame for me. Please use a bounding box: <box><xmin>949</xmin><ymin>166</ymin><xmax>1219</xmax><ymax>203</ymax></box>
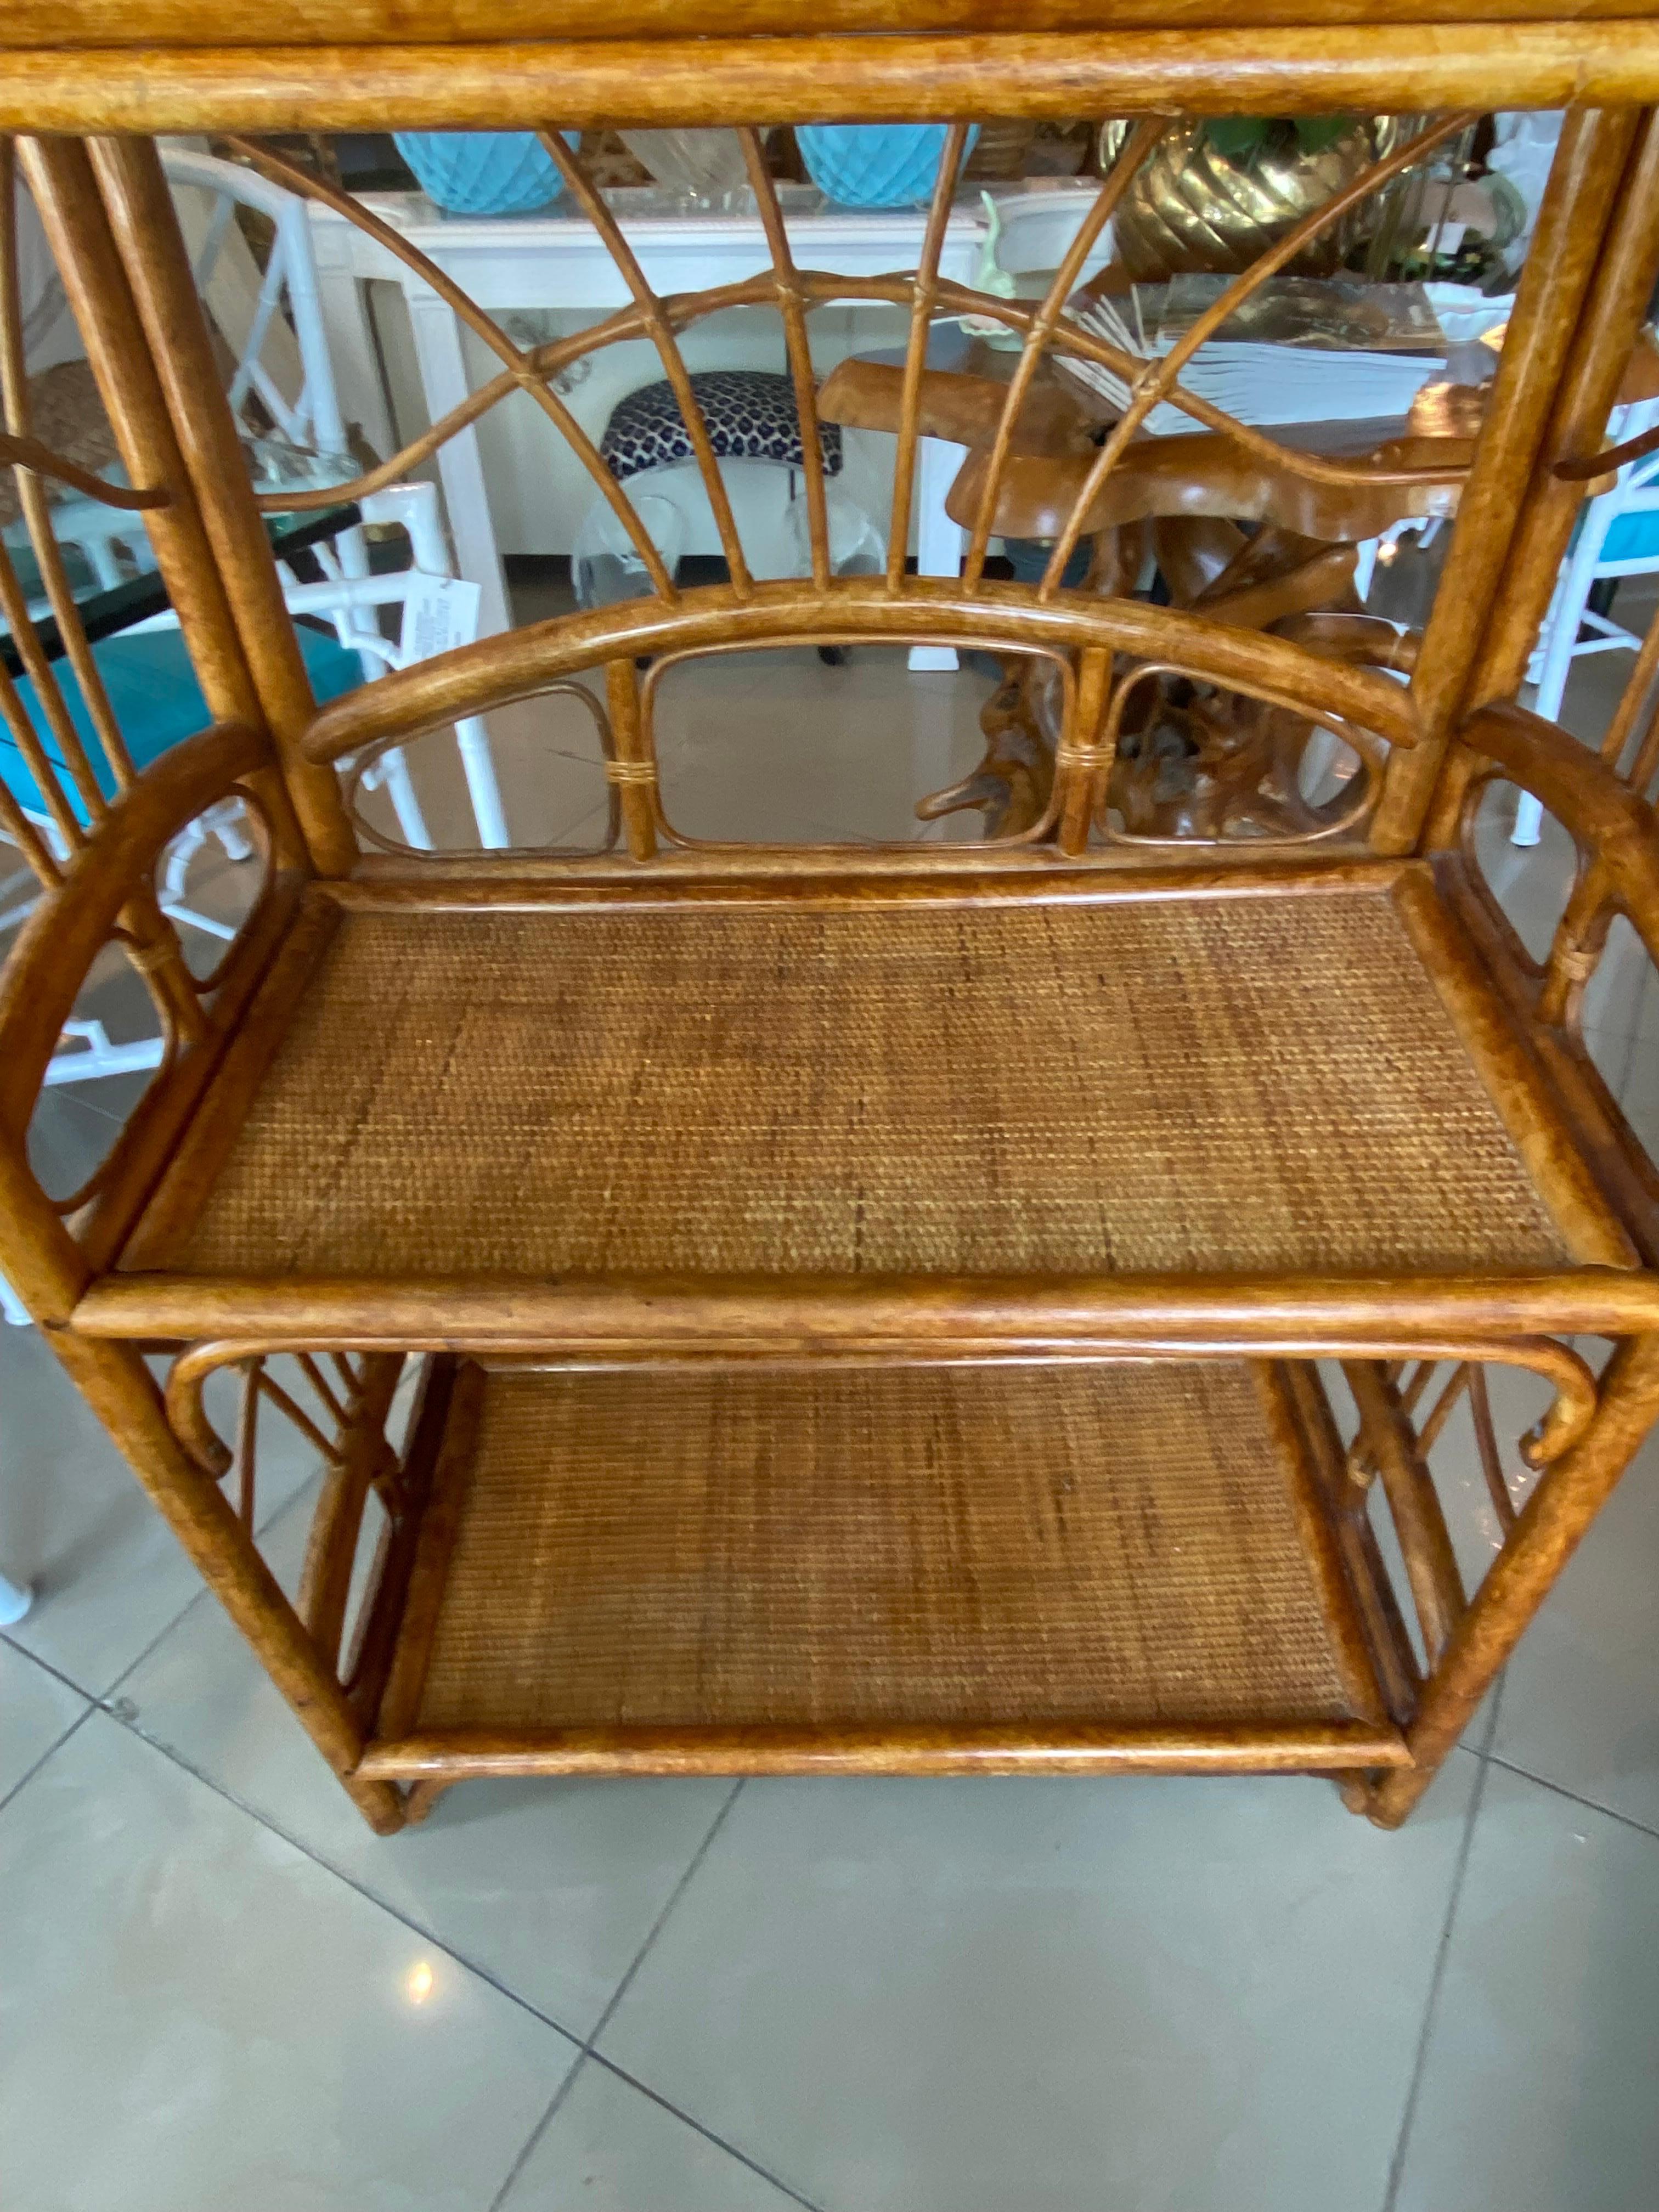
<box><xmin>9</xmin><ymin>29</ymin><xmax>1659</xmax><ymax>133</ymax></box>
<box><xmin>0</xmin><ymin>41</ymin><xmax>1655</xmax><ymax>1833</ymax></box>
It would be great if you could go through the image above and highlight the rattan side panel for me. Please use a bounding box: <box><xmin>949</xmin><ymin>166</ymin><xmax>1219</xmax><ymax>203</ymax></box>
<box><xmin>154</xmin><ymin>889</ymin><xmax>1567</xmax><ymax>1279</ymax></box>
<box><xmin>415</xmin><ymin>1362</ymin><xmax>1363</xmax><ymax>1732</ymax></box>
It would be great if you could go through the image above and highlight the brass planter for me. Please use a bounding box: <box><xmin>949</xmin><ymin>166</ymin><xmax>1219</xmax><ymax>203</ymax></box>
<box><xmin>1101</xmin><ymin>119</ymin><xmax>1391</xmax><ymax>282</ymax></box>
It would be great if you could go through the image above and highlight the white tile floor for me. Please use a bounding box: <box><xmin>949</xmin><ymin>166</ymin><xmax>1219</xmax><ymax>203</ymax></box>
<box><xmin>2</xmin><ymin>593</ymin><xmax>1658</xmax><ymax>2211</ymax></box>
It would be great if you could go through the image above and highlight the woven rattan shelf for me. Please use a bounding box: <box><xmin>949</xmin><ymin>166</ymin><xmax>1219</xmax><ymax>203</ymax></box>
<box><xmin>356</xmin><ymin>1356</ymin><xmax>1408</xmax><ymax>1779</ymax></box>
<box><xmin>5</xmin><ymin>19</ymin><xmax>1659</xmax><ymax>1835</ymax></box>
<box><xmin>83</xmin><ymin>866</ymin><xmax>1632</xmax><ymax>1344</ymax></box>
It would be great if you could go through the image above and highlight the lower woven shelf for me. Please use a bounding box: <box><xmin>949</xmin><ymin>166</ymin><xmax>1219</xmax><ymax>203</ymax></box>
<box><xmin>360</xmin><ymin>1358</ymin><xmax>1410</xmax><ymax>1780</ymax></box>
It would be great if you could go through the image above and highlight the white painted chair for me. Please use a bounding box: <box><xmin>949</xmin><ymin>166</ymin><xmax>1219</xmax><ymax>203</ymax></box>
<box><xmin>9</xmin><ymin>150</ymin><xmax>508</xmax><ymax>851</ymax></box>
<box><xmin>1</xmin><ymin>477</ymin><xmax>491</xmax><ymax>1088</ymax></box>
<box><xmin>1</xmin><ymin>478</ymin><xmax>491</xmax><ymax>1324</ymax></box>
<box><xmin>3</xmin><ymin>150</ymin><xmax>513</xmax><ymax>1107</ymax></box>
<box><xmin>1514</xmin><ymin>395</ymin><xmax>1659</xmax><ymax>844</ymax></box>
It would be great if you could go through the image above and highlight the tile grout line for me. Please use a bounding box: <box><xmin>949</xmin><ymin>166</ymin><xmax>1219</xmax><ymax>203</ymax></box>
<box><xmin>1480</xmin><ymin>1750</ymin><xmax>1659</xmax><ymax>1846</ymax></box>
<box><xmin>75</xmin><ymin>1582</ymin><xmax>804</xmax><ymax>2212</ymax></box>
<box><xmin>100</xmin><ymin>1706</ymin><xmax>588</xmax><ymax>2049</ymax></box>
<box><xmin>99</xmin><ymin>1711</ymin><xmax>807</xmax><ymax>2212</ymax></box>
<box><xmin>575</xmin><ymin>1782</ymin><xmax>833</xmax><ymax>2208</ymax></box>
<box><xmin>583</xmin><ymin>1777</ymin><xmax>746</xmax><ymax>2051</ymax></box>
<box><xmin>584</xmin><ymin>2050</ymin><xmax>830</xmax><ymax>2212</ymax></box>
<box><xmin>480</xmin><ymin>2047</ymin><xmax>589</xmax><ymax>2212</ymax></box>
<box><xmin>0</xmin><ymin>1431</ymin><xmax>323</xmax><ymax>1712</ymax></box>
<box><xmin>0</xmin><ymin>1628</ymin><xmax>100</xmax><ymax>1702</ymax></box>
<box><xmin>482</xmin><ymin>1779</ymin><xmax>753</xmax><ymax>2208</ymax></box>
<box><xmin>0</xmin><ymin>1702</ymin><xmax>98</xmax><ymax>1825</ymax></box>
<box><xmin>483</xmin><ymin>1777</ymin><xmax>749</xmax><ymax>2212</ymax></box>
<box><xmin>1380</xmin><ymin>1705</ymin><xmax>1502</xmax><ymax>2212</ymax></box>
<box><xmin>5</xmin><ymin>1463</ymin><xmax>802</xmax><ymax>2212</ymax></box>
<box><xmin>97</xmin><ymin>1468</ymin><xmax>321</xmax><ymax>1710</ymax></box>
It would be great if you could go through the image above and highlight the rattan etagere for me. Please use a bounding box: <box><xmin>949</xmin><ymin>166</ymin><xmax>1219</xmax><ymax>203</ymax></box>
<box><xmin>4</xmin><ymin>4</ymin><xmax>1659</xmax><ymax>1833</ymax></box>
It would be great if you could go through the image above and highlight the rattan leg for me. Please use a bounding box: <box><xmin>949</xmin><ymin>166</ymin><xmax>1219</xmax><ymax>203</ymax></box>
<box><xmin>404</xmin><ymin>1779</ymin><xmax>454</xmax><ymax>1825</ymax></box>
<box><xmin>1364</xmin><ymin>1332</ymin><xmax>1659</xmax><ymax>1827</ymax></box>
<box><xmin>48</xmin><ymin>1333</ymin><xmax>407</xmax><ymax>1835</ymax></box>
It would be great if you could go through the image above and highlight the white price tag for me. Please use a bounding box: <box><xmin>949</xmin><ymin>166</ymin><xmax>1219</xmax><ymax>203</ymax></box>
<box><xmin>400</xmin><ymin>572</ymin><xmax>482</xmax><ymax>662</ymax></box>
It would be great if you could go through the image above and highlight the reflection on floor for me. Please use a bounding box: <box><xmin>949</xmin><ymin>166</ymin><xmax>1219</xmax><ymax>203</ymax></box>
<box><xmin>2</xmin><ymin>567</ymin><xmax>1657</xmax><ymax>2212</ymax></box>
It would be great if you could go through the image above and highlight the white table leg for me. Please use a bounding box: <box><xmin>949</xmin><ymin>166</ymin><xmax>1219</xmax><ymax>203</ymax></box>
<box><xmin>404</xmin><ymin>288</ymin><xmax>512</xmax><ymax>640</ymax></box>
<box><xmin>908</xmin><ymin>436</ymin><xmax>968</xmax><ymax>673</ymax></box>
<box><xmin>314</xmin><ymin>263</ymin><xmax>396</xmax><ymax>459</ymax></box>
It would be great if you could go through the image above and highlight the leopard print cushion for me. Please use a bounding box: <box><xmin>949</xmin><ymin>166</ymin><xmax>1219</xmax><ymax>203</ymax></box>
<box><xmin>600</xmin><ymin>370</ymin><xmax>843</xmax><ymax>483</ymax></box>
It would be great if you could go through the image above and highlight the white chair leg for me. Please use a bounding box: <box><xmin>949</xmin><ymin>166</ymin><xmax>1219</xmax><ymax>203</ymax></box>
<box><xmin>0</xmin><ymin>1566</ymin><xmax>31</xmax><ymax>1623</ymax></box>
<box><xmin>160</xmin><ymin>814</ymin><xmax>208</xmax><ymax>909</ymax></box>
<box><xmin>1512</xmin><ymin>789</ymin><xmax>1546</xmax><ymax>847</ymax></box>
<box><xmin>455</xmin><ymin>716</ymin><xmax>509</xmax><ymax>850</ymax></box>
<box><xmin>1515</xmin><ymin>546</ymin><xmax>1596</xmax><ymax>848</ymax></box>
<box><xmin>370</xmin><ymin>748</ymin><xmax>434</xmax><ymax>850</ymax></box>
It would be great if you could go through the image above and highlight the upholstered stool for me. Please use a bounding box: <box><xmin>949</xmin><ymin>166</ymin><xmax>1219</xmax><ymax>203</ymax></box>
<box><xmin>599</xmin><ymin>369</ymin><xmax>844</xmax><ymax>487</ymax></box>
<box><xmin>589</xmin><ymin>370</ymin><xmax>877</xmax><ymax>661</ymax></box>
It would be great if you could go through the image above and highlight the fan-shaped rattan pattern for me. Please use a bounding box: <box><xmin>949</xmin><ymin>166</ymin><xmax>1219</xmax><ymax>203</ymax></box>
<box><xmin>155</xmin><ymin>887</ymin><xmax>1567</xmax><ymax>1279</ymax></box>
<box><xmin>413</xmin><ymin>1361</ymin><xmax>1361</xmax><ymax>1731</ymax></box>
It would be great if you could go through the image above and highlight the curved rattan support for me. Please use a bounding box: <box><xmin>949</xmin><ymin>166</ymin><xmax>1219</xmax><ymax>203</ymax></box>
<box><xmin>961</xmin><ymin>115</ymin><xmax>1167</xmax><ymax>590</ymax></box>
<box><xmin>1</xmin><ymin>148</ymin><xmax>139</xmax><ymax>802</ymax></box>
<box><xmin>239</xmin><ymin>263</ymin><xmax>1474</xmax><ymax>521</ymax></box>
<box><xmin>0</xmin><ymin>428</ymin><xmax>167</xmax><ymax>509</ymax></box>
<box><xmin>738</xmin><ymin>127</ymin><xmax>832</xmax><ymax>588</ymax></box>
<box><xmin>536</xmin><ymin>128</ymin><xmax>754</xmax><ymax>599</ymax></box>
<box><xmin>882</xmin><ymin>120</ymin><xmax>977</xmax><ymax>592</ymax></box>
<box><xmin>1555</xmin><ymin>419</ymin><xmax>1659</xmax><ymax>479</ymax></box>
<box><xmin>157</xmin><ymin>1330</ymin><xmax>1598</xmax><ymax>1493</ymax></box>
<box><xmin>166</xmin><ymin>1338</ymin><xmax>349</xmax><ymax>1476</ymax></box>
<box><xmin>1039</xmin><ymin>112</ymin><xmax>1477</xmax><ymax>593</ymax></box>
<box><xmin>222</xmin><ymin>134</ymin><xmax>679</xmax><ymax>598</ymax></box>
<box><xmin>215</xmin><ymin>128</ymin><xmax>1479</xmax><ymax>565</ymax></box>
<box><xmin>1095</xmin><ymin>659</ymin><xmax>1392</xmax><ymax>848</ymax></box>
<box><xmin>0</xmin><ymin>723</ymin><xmax>275</xmax><ymax>1135</ymax></box>
<box><xmin>1454</xmin><ymin>703</ymin><xmax>1659</xmax><ymax>976</ymax></box>
<box><xmin>0</xmin><ymin>720</ymin><xmax>311</xmax><ymax>1318</ymax></box>
<box><xmin>637</xmin><ymin>633</ymin><xmax>1079</xmax><ymax>851</ymax></box>
<box><xmin>342</xmin><ymin>681</ymin><xmax>621</xmax><ymax>859</ymax></box>
<box><xmin>300</xmin><ymin>577</ymin><xmax>1421</xmax><ymax>772</ymax></box>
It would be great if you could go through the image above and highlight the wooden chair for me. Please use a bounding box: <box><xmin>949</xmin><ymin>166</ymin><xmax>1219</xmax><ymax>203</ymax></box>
<box><xmin>1</xmin><ymin>28</ymin><xmax>1658</xmax><ymax>1839</ymax></box>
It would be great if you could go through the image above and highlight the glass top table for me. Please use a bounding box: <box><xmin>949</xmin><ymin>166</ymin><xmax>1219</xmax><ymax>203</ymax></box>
<box><xmin>2</xmin><ymin>422</ymin><xmax>368</xmax><ymax>678</ymax></box>
<box><xmin>1</xmin><ymin>500</ymin><xmax>363</xmax><ymax>681</ymax></box>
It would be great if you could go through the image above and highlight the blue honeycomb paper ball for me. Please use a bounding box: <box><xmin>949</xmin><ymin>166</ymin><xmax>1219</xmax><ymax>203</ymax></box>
<box><xmin>394</xmin><ymin>132</ymin><xmax>579</xmax><ymax>217</ymax></box>
<box><xmin>795</xmin><ymin>123</ymin><xmax>979</xmax><ymax>210</ymax></box>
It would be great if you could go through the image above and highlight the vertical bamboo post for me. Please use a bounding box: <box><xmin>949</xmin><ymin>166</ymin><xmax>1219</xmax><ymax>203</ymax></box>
<box><xmin>1374</xmin><ymin>107</ymin><xmax>1642</xmax><ymax>853</ymax></box>
<box><xmin>20</xmin><ymin>136</ymin><xmax>307</xmax><ymax>865</ymax></box>
<box><xmin>1056</xmin><ymin>646</ymin><xmax>1113</xmax><ymax>855</ymax></box>
<box><xmin>605</xmin><ymin>656</ymin><xmax>658</xmax><ymax>860</ymax></box>
<box><xmin>85</xmin><ymin>134</ymin><xmax>357</xmax><ymax>876</ymax></box>
<box><xmin>49</xmin><ymin>1328</ymin><xmax>407</xmax><ymax>1834</ymax></box>
<box><xmin>1455</xmin><ymin>110</ymin><xmax>1659</xmax><ymax>721</ymax></box>
<box><xmin>888</xmin><ymin>121</ymin><xmax>974</xmax><ymax>593</ymax></box>
<box><xmin>1367</xmin><ymin>1331</ymin><xmax>1659</xmax><ymax>1826</ymax></box>
<box><xmin>22</xmin><ymin>138</ymin><xmax>263</xmax><ymax>736</ymax></box>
